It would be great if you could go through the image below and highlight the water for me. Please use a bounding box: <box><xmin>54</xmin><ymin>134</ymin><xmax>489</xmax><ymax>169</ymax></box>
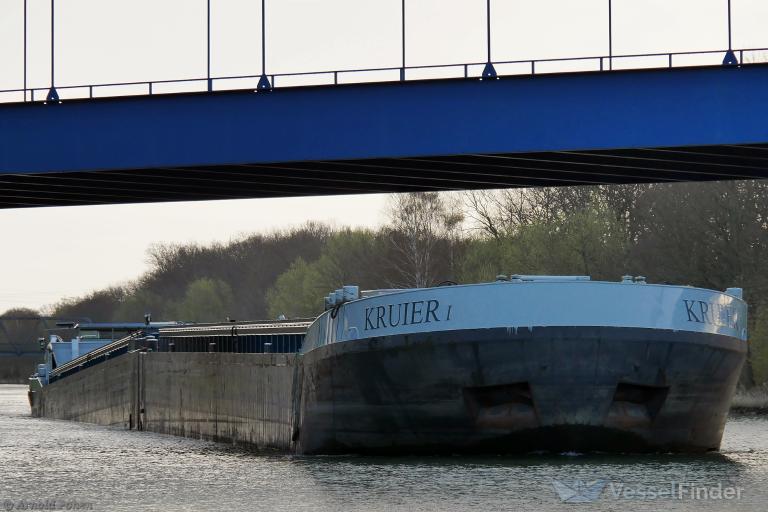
<box><xmin>1</xmin><ymin>385</ymin><xmax>767</xmax><ymax>512</ymax></box>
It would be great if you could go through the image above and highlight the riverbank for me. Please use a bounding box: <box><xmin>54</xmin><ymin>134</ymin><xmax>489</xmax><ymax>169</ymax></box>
<box><xmin>731</xmin><ymin>387</ymin><xmax>768</xmax><ymax>413</ymax></box>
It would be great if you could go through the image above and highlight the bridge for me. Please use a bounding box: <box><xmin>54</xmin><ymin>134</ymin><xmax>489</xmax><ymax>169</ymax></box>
<box><xmin>1</xmin><ymin>0</ymin><xmax>768</xmax><ymax>208</ymax></box>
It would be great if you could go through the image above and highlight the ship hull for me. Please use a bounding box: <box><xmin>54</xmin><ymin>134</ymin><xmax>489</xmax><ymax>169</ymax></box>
<box><xmin>297</xmin><ymin>326</ymin><xmax>746</xmax><ymax>454</ymax></box>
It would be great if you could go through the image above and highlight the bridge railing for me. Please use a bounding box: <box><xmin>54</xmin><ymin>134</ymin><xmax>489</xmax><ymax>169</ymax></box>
<box><xmin>1</xmin><ymin>47</ymin><xmax>766</xmax><ymax>105</ymax></box>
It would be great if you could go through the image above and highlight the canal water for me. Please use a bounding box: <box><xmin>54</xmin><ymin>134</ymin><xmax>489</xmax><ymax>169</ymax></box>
<box><xmin>1</xmin><ymin>385</ymin><xmax>767</xmax><ymax>512</ymax></box>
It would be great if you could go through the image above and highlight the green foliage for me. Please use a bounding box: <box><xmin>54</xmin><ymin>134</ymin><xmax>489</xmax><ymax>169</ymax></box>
<box><xmin>386</xmin><ymin>192</ymin><xmax>464</xmax><ymax>287</ymax></box>
<box><xmin>111</xmin><ymin>289</ymin><xmax>168</xmax><ymax>323</ymax></box>
<box><xmin>138</xmin><ymin>223</ymin><xmax>331</xmax><ymax>320</ymax></box>
<box><xmin>52</xmin><ymin>287</ymin><xmax>127</xmax><ymax>321</ymax></box>
<box><xmin>266</xmin><ymin>258</ymin><xmax>319</xmax><ymax>319</ymax></box>
<box><xmin>460</xmin><ymin>206</ymin><xmax>628</xmax><ymax>282</ymax></box>
<box><xmin>629</xmin><ymin>181</ymin><xmax>768</xmax><ymax>289</ymax></box>
<box><xmin>267</xmin><ymin>229</ymin><xmax>386</xmax><ymax>318</ymax></box>
<box><xmin>50</xmin><ymin>224</ymin><xmax>331</xmax><ymax>321</ymax></box>
<box><xmin>172</xmin><ymin>278</ymin><xmax>235</xmax><ymax>323</ymax></box>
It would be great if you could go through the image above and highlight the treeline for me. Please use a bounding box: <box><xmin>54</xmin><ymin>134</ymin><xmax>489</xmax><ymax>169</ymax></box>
<box><xmin>51</xmin><ymin>222</ymin><xmax>333</xmax><ymax>323</ymax></box>
<box><xmin>0</xmin><ymin>308</ymin><xmax>48</xmax><ymax>381</ymax></box>
<box><xmin>6</xmin><ymin>180</ymin><xmax>768</xmax><ymax>385</ymax></box>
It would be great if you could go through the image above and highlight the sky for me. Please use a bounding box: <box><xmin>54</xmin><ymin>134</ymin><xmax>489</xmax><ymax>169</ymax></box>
<box><xmin>0</xmin><ymin>0</ymin><xmax>767</xmax><ymax>313</ymax></box>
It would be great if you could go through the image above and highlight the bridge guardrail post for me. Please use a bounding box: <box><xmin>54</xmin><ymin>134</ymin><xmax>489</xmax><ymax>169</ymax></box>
<box><xmin>45</xmin><ymin>0</ymin><xmax>59</xmax><ymax>104</ymax></box>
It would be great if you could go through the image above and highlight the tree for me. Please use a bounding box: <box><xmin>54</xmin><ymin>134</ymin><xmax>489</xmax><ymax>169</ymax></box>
<box><xmin>386</xmin><ymin>192</ymin><xmax>463</xmax><ymax>288</ymax></box>
<box><xmin>52</xmin><ymin>287</ymin><xmax>126</xmax><ymax>321</ymax></box>
<box><xmin>266</xmin><ymin>258</ymin><xmax>318</xmax><ymax>319</ymax></box>
<box><xmin>0</xmin><ymin>308</ymin><xmax>46</xmax><ymax>354</ymax></box>
<box><xmin>630</xmin><ymin>181</ymin><xmax>768</xmax><ymax>290</ymax></box>
<box><xmin>172</xmin><ymin>278</ymin><xmax>235</xmax><ymax>323</ymax></box>
<box><xmin>139</xmin><ymin>223</ymin><xmax>332</xmax><ymax>320</ymax></box>
<box><xmin>267</xmin><ymin>229</ymin><xmax>387</xmax><ymax>318</ymax></box>
<box><xmin>463</xmin><ymin>185</ymin><xmax>644</xmax><ymax>240</ymax></box>
<box><xmin>112</xmin><ymin>288</ymin><xmax>170</xmax><ymax>322</ymax></box>
<box><xmin>459</xmin><ymin>205</ymin><xmax>628</xmax><ymax>282</ymax></box>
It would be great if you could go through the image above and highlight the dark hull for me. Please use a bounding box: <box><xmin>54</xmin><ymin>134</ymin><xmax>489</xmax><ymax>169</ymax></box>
<box><xmin>296</xmin><ymin>326</ymin><xmax>746</xmax><ymax>454</ymax></box>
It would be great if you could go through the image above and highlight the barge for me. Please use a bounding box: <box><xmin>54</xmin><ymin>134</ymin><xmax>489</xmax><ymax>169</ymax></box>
<box><xmin>29</xmin><ymin>275</ymin><xmax>748</xmax><ymax>454</ymax></box>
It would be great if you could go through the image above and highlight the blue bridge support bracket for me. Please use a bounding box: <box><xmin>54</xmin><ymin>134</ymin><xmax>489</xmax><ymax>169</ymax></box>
<box><xmin>481</xmin><ymin>62</ymin><xmax>498</xmax><ymax>79</ymax></box>
<box><xmin>722</xmin><ymin>50</ymin><xmax>739</xmax><ymax>66</ymax></box>
<box><xmin>257</xmin><ymin>74</ymin><xmax>272</xmax><ymax>91</ymax></box>
<box><xmin>45</xmin><ymin>87</ymin><xmax>59</xmax><ymax>104</ymax></box>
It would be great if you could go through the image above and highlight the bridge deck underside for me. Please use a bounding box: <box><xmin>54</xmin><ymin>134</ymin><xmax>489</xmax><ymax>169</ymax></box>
<box><xmin>2</xmin><ymin>144</ymin><xmax>768</xmax><ymax>208</ymax></box>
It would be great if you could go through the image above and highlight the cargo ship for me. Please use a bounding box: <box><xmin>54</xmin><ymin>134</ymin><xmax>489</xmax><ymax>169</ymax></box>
<box><xmin>29</xmin><ymin>275</ymin><xmax>748</xmax><ymax>454</ymax></box>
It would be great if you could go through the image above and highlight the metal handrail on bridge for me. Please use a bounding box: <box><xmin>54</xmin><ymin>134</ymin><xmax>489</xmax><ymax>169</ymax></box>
<box><xmin>1</xmin><ymin>46</ymin><xmax>766</xmax><ymax>105</ymax></box>
<box><xmin>2</xmin><ymin>0</ymin><xmax>765</xmax><ymax>104</ymax></box>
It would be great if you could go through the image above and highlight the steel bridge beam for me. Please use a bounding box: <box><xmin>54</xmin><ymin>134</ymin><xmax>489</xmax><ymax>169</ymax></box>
<box><xmin>1</xmin><ymin>65</ymin><xmax>768</xmax><ymax>207</ymax></box>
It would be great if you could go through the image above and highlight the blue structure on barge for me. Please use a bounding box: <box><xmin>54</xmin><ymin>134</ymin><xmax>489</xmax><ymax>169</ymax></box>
<box><xmin>36</xmin><ymin>322</ymin><xmax>178</xmax><ymax>384</ymax></box>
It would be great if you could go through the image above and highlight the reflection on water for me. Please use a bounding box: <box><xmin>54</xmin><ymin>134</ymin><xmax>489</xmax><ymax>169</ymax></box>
<box><xmin>1</xmin><ymin>384</ymin><xmax>767</xmax><ymax>511</ymax></box>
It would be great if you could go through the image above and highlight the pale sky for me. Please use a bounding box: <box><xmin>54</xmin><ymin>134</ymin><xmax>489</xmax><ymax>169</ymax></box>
<box><xmin>1</xmin><ymin>0</ymin><xmax>767</xmax><ymax>313</ymax></box>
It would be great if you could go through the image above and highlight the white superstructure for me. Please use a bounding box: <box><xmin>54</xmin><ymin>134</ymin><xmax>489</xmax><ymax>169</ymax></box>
<box><xmin>303</xmin><ymin>276</ymin><xmax>747</xmax><ymax>352</ymax></box>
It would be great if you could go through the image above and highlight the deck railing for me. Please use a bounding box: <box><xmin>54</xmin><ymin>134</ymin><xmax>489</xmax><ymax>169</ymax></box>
<box><xmin>1</xmin><ymin>47</ymin><xmax>765</xmax><ymax>105</ymax></box>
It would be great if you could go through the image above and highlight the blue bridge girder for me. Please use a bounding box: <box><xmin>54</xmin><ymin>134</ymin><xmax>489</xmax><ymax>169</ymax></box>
<box><xmin>1</xmin><ymin>64</ymin><xmax>768</xmax><ymax>208</ymax></box>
